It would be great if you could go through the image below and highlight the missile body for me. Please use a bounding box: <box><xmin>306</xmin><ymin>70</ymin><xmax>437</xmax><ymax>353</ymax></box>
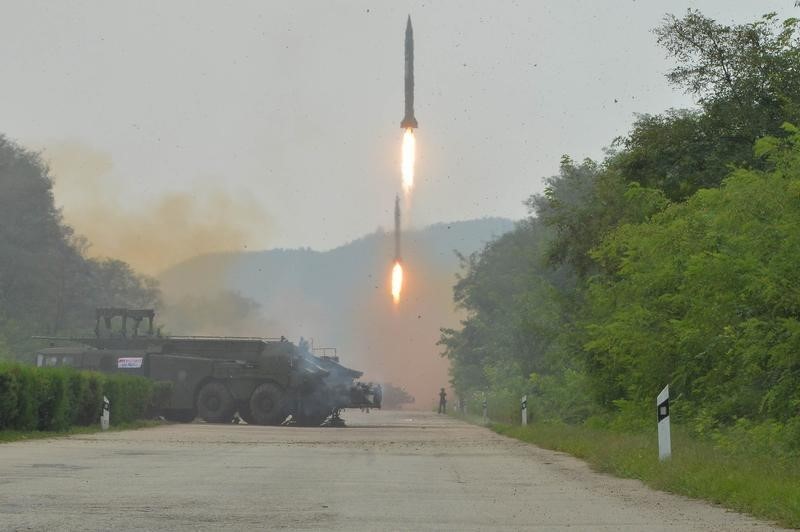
<box><xmin>401</xmin><ymin>16</ymin><xmax>418</xmax><ymax>129</ymax></box>
<box><xmin>394</xmin><ymin>194</ymin><xmax>402</xmax><ymax>261</ymax></box>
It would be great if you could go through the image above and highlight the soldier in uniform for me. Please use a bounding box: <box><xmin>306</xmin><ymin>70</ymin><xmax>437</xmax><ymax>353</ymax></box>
<box><xmin>438</xmin><ymin>387</ymin><xmax>447</xmax><ymax>414</ymax></box>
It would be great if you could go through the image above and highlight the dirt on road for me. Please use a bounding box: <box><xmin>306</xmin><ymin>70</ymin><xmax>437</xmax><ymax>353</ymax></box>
<box><xmin>0</xmin><ymin>410</ymin><xmax>783</xmax><ymax>531</ymax></box>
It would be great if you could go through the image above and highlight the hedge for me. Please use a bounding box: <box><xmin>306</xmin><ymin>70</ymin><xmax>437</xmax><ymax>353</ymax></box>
<box><xmin>0</xmin><ymin>363</ymin><xmax>172</xmax><ymax>431</ymax></box>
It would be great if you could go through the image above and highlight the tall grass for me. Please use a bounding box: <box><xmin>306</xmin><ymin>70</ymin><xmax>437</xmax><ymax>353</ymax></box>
<box><xmin>495</xmin><ymin>422</ymin><xmax>800</xmax><ymax>528</ymax></box>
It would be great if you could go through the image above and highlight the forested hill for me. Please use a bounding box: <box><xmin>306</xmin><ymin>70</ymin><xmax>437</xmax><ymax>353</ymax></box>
<box><xmin>160</xmin><ymin>218</ymin><xmax>513</xmax><ymax>302</ymax></box>
<box><xmin>158</xmin><ymin>218</ymin><xmax>514</xmax><ymax>405</ymax></box>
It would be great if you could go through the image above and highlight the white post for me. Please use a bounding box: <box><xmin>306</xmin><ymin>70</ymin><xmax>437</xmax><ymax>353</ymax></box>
<box><xmin>521</xmin><ymin>395</ymin><xmax>528</xmax><ymax>426</ymax></box>
<box><xmin>101</xmin><ymin>396</ymin><xmax>110</xmax><ymax>431</ymax></box>
<box><xmin>482</xmin><ymin>398</ymin><xmax>488</xmax><ymax>424</ymax></box>
<box><xmin>657</xmin><ymin>385</ymin><xmax>671</xmax><ymax>461</ymax></box>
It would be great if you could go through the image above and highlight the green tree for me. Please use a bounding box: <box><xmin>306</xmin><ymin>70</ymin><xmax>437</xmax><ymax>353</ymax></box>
<box><xmin>617</xmin><ymin>12</ymin><xmax>800</xmax><ymax>202</ymax></box>
<box><xmin>586</xmin><ymin>126</ymin><xmax>800</xmax><ymax>423</ymax></box>
<box><xmin>527</xmin><ymin>156</ymin><xmax>668</xmax><ymax>277</ymax></box>
<box><xmin>0</xmin><ymin>135</ymin><xmax>160</xmax><ymax>356</ymax></box>
<box><xmin>439</xmin><ymin>219</ymin><xmax>585</xmax><ymax>419</ymax></box>
<box><xmin>442</xmin><ymin>10</ymin><xmax>800</xmax><ymax>431</ymax></box>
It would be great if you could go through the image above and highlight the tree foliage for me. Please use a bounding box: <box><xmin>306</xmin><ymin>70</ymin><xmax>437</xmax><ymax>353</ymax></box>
<box><xmin>527</xmin><ymin>156</ymin><xmax>668</xmax><ymax>276</ymax></box>
<box><xmin>439</xmin><ymin>219</ymin><xmax>587</xmax><ymax>422</ymax></box>
<box><xmin>441</xmin><ymin>11</ymin><xmax>800</xmax><ymax>445</ymax></box>
<box><xmin>588</xmin><ymin>125</ymin><xmax>800</xmax><ymax>422</ymax></box>
<box><xmin>0</xmin><ymin>135</ymin><xmax>159</xmax><ymax>356</ymax></box>
<box><xmin>614</xmin><ymin>12</ymin><xmax>800</xmax><ymax>203</ymax></box>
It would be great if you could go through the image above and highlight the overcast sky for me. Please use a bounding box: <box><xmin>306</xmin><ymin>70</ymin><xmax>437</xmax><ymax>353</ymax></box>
<box><xmin>2</xmin><ymin>1</ymin><xmax>796</xmax><ymax>261</ymax></box>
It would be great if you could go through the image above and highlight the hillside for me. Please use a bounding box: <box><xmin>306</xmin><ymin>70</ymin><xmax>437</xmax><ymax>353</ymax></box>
<box><xmin>159</xmin><ymin>217</ymin><xmax>514</xmax><ymax>405</ymax></box>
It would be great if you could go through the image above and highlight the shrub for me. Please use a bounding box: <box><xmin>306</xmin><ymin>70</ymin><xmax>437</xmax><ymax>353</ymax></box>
<box><xmin>35</xmin><ymin>368</ymin><xmax>72</xmax><ymax>431</ymax></box>
<box><xmin>12</xmin><ymin>364</ymin><xmax>40</xmax><ymax>430</ymax></box>
<box><xmin>0</xmin><ymin>364</ymin><xmax>20</xmax><ymax>428</ymax></box>
<box><xmin>102</xmin><ymin>373</ymin><xmax>154</xmax><ymax>425</ymax></box>
<box><xmin>80</xmin><ymin>372</ymin><xmax>105</xmax><ymax>426</ymax></box>
<box><xmin>0</xmin><ymin>363</ymin><xmax>158</xmax><ymax>431</ymax></box>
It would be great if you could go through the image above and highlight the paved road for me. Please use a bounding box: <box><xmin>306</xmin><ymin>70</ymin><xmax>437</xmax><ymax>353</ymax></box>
<box><xmin>0</xmin><ymin>410</ymin><xmax>781</xmax><ymax>531</ymax></box>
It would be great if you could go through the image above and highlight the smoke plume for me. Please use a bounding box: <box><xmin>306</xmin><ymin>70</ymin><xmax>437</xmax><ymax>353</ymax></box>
<box><xmin>44</xmin><ymin>141</ymin><xmax>271</xmax><ymax>276</ymax></box>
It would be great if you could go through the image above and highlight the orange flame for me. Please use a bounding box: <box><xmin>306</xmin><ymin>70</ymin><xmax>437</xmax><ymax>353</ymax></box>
<box><xmin>401</xmin><ymin>128</ymin><xmax>415</xmax><ymax>193</ymax></box>
<box><xmin>391</xmin><ymin>261</ymin><xmax>404</xmax><ymax>304</ymax></box>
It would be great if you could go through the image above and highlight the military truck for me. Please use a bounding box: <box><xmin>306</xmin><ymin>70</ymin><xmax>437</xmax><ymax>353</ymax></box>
<box><xmin>34</xmin><ymin>308</ymin><xmax>381</xmax><ymax>426</ymax></box>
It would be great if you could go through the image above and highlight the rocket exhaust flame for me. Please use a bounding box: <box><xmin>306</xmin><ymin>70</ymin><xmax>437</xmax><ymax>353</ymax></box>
<box><xmin>401</xmin><ymin>128</ymin><xmax>415</xmax><ymax>193</ymax></box>
<box><xmin>391</xmin><ymin>261</ymin><xmax>404</xmax><ymax>304</ymax></box>
<box><xmin>392</xmin><ymin>194</ymin><xmax>404</xmax><ymax>304</ymax></box>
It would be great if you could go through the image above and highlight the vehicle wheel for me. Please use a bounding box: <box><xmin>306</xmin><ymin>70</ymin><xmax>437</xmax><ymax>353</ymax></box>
<box><xmin>238</xmin><ymin>403</ymin><xmax>255</xmax><ymax>424</ymax></box>
<box><xmin>196</xmin><ymin>381</ymin><xmax>236</xmax><ymax>423</ymax></box>
<box><xmin>164</xmin><ymin>409</ymin><xmax>196</xmax><ymax>423</ymax></box>
<box><xmin>248</xmin><ymin>383</ymin><xmax>286</xmax><ymax>425</ymax></box>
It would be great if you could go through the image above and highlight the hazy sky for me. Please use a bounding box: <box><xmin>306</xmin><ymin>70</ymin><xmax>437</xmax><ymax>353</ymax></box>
<box><xmin>2</xmin><ymin>1</ymin><xmax>795</xmax><ymax>265</ymax></box>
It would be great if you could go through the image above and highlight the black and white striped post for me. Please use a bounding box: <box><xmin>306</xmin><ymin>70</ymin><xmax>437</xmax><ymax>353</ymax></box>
<box><xmin>657</xmin><ymin>385</ymin><xmax>671</xmax><ymax>461</ymax></box>
<box><xmin>482</xmin><ymin>397</ymin><xmax>488</xmax><ymax>424</ymax></box>
<box><xmin>521</xmin><ymin>395</ymin><xmax>528</xmax><ymax>426</ymax></box>
<box><xmin>101</xmin><ymin>396</ymin><xmax>110</xmax><ymax>431</ymax></box>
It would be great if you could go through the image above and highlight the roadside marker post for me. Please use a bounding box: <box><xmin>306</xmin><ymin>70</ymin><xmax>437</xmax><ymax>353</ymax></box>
<box><xmin>482</xmin><ymin>397</ymin><xmax>488</xmax><ymax>424</ymax></box>
<box><xmin>657</xmin><ymin>385</ymin><xmax>671</xmax><ymax>461</ymax></box>
<box><xmin>521</xmin><ymin>395</ymin><xmax>528</xmax><ymax>426</ymax></box>
<box><xmin>101</xmin><ymin>396</ymin><xmax>110</xmax><ymax>431</ymax></box>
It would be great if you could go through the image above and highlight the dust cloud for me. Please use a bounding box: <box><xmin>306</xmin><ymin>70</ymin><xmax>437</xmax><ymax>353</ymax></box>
<box><xmin>158</xmin><ymin>291</ymin><xmax>279</xmax><ymax>338</ymax></box>
<box><xmin>351</xmin><ymin>253</ymin><xmax>458</xmax><ymax>410</ymax></box>
<box><xmin>42</xmin><ymin>141</ymin><xmax>485</xmax><ymax>405</ymax></box>
<box><xmin>44</xmin><ymin>141</ymin><xmax>271</xmax><ymax>276</ymax></box>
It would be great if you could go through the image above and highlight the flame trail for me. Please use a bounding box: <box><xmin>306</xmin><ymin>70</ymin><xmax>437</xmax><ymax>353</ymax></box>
<box><xmin>391</xmin><ymin>261</ymin><xmax>404</xmax><ymax>304</ymax></box>
<box><xmin>401</xmin><ymin>128</ymin><xmax>415</xmax><ymax>193</ymax></box>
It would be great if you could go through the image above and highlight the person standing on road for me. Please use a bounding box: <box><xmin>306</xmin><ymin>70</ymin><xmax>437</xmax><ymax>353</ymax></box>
<box><xmin>438</xmin><ymin>388</ymin><xmax>447</xmax><ymax>414</ymax></box>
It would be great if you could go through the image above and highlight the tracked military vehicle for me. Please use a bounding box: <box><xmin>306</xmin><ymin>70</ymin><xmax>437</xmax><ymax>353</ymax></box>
<box><xmin>34</xmin><ymin>308</ymin><xmax>381</xmax><ymax>426</ymax></box>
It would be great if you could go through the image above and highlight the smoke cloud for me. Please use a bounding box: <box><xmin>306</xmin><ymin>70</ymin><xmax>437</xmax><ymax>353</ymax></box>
<box><xmin>42</xmin><ymin>140</ymin><xmax>510</xmax><ymax>407</ymax></box>
<box><xmin>44</xmin><ymin>141</ymin><xmax>271</xmax><ymax>276</ymax></box>
<box><xmin>157</xmin><ymin>220</ymin><xmax>513</xmax><ymax>410</ymax></box>
<box><xmin>351</xmin><ymin>252</ymin><xmax>461</xmax><ymax>410</ymax></box>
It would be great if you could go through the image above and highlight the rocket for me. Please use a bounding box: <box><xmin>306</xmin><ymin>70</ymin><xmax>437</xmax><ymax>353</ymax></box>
<box><xmin>400</xmin><ymin>16</ymin><xmax>418</xmax><ymax>129</ymax></box>
<box><xmin>394</xmin><ymin>194</ymin><xmax>402</xmax><ymax>260</ymax></box>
